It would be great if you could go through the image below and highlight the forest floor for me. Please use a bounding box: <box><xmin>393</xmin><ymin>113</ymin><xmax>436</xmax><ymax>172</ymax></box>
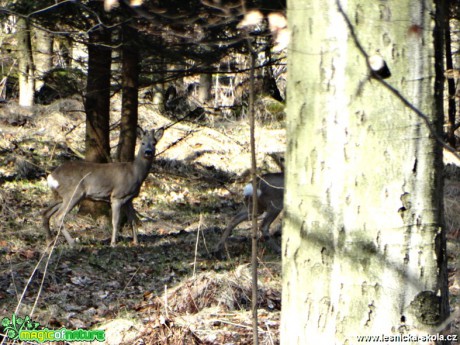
<box><xmin>0</xmin><ymin>97</ymin><xmax>284</xmax><ymax>344</ymax></box>
<box><xmin>0</xmin><ymin>97</ymin><xmax>459</xmax><ymax>344</ymax></box>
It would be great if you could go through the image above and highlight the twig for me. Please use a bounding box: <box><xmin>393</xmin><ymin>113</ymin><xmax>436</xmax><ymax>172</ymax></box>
<box><xmin>0</xmin><ymin>172</ymin><xmax>93</xmax><ymax>338</ymax></box>
<box><xmin>336</xmin><ymin>0</ymin><xmax>460</xmax><ymax>162</ymax></box>
<box><xmin>154</xmin><ymin>129</ymin><xmax>197</xmax><ymax>158</ymax></box>
<box><xmin>199</xmin><ymin>214</ymin><xmax>210</xmax><ymax>254</ymax></box>
<box><xmin>247</xmin><ymin>37</ymin><xmax>260</xmax><ymax>345</ymax></box>
<box><xmin>30</xmin><ymin>172</ymin><xmax>92</xmax><ymax>317</ymax></box>
<box><xmin>164</xmin><ymin>285</ymin><xmax>169</xmax><ymax>319</ymax></box>
<box><xmin>193</xmin><ymin>214</ymin><xmax>203</xmax><ymax>278</ymax></box>
<box><xmin>118</xmin><ymin>265</ymin><xmax>142</xmax><ymax>305</ymax></box>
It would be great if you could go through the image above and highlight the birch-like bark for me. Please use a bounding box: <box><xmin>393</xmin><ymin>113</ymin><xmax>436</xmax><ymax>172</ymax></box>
<box><xmin>17</xmin><ymin>17</ymin><xmax>34</xmax><ymax>107</ymax></box>
<box><xmin>281</xmin><ymin>0</ymin><xmax>448</xmax><ymax>343</ymax></box>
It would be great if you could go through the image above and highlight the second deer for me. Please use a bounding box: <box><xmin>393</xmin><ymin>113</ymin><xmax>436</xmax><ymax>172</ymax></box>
<box><xmin>214</xmin><ymin>172</ymin><xmax>284</xmax><ymax>256</ymax></box>
<box><xmin>43</xmin><ymin>128</ymin><xmax>164</xmax><ymax>247</ymax></box>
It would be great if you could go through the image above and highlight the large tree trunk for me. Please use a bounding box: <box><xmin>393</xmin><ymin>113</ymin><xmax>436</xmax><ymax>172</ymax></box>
<box><xmin>16</xmin><ymin>17</ymin><xmax>34</xmax><ymax>107</ymax></box>
<box><xmin>281</xmin><ymin>0</ymin><xmax>449</xmax><ymax>343</ymax></box>
<box><xmin>34</xmin><ymin>28</ymin><xmax>53</xmax><ymax>92</ymax></box>
<box><xmin>84</xmin><ymin>28</ymin><xmax>111</xmax><ymax>163</ymax></box>
<box><xmin>117</xmin><ymin>25</ymin><xmax>140</xmax><ymax>162</ymax></box>
<box><xmin>81</xmin><ymin>28</ymin><xmax>112</xmax><ymax>217</ymax></box>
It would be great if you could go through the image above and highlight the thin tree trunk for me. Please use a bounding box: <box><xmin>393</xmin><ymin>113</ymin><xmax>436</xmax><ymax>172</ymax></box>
<box><xmin>445</xmin><ymin>14</ymin><xmax>457</xmax><ymax>147</ymax></box>
<box><xmin>34</xmin><ymin>28</ymin><xmax>53</xmax><ymax>92</ymax></box>
<box><xmin>198</xmin><ymin>72</ymin><xmax>212</xmax><ymax>104</ymax></box>
<box><xmin>248</xmin><ymin>43</ymin><xmax>259</xmax><ymax>345</ymax></box>
<box><xmin>16</xmin><ymin>17</ymin><xmax>34</xmax><ymax>107</ymax></box>
<box><xmin>117</xmin><ymin>25</ymin><xmax>140</xmax><ymax>162</ymax></box>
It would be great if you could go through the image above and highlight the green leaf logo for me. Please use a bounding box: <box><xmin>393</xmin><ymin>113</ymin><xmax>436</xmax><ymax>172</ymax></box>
<box><xmin>2</xmin><ymin>314</ymin><xmax>40</xmax><ymax>340</ymax></box>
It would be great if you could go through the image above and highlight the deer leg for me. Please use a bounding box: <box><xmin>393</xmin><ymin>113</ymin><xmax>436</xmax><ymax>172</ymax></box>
<box><xmin>125</xmin><ymin>200</ymin><xmax>138</xmax><ymax>245</ymax></box>
<box><xmin>260</xmin><ymin>206</ymin><xmax>281</xmax><ymax>240</ymax></box>
<box><xmin>52</xmin><ymin>193</ymin><xmax>85</xmax><ymax>247</ymax></box>
<box><xmin>43</xmin><ymin>201</ymin><xmax>62</xmax><ymax>240</ymax></box>
<box><xmin>111</xmin><ymin>199</ymin><xmax>123</xmax><ymax>247</ymax></box>
<box><xmin>214</xmin><ymin>206</ymin><xmax>251</xmax><ymax>254</ymax></box>
<box><xmin>260</xmin><ymin>206</ymin><xmax>282</xmax><ymax>253</ymax></box>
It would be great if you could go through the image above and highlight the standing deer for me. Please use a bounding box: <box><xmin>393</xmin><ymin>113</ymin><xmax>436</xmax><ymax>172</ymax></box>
<box><xmin>43</xmin><ymin>128</ymin><xmax>164</xmax><ymax>247</ymax></box>
<box><xmin>214</xmin><ymin>172</ymin><xmax>284</xmax><ymax>256</ymax></box>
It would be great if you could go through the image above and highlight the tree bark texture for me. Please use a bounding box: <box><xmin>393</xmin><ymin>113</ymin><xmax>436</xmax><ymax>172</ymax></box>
<box><xmin>16</xmin><ymin>17</ymin><xmax>34</xmax><ymax>107</ymax></box>
<box><xmin>117</xmin><ymin>25</ymin><xmax>140</xmax><ymax>162</ymax></box>
<box><xmin>281</xmin><ymin>0</ymin><xmax>448</xmax><ymax>343</ymax></box>
<box><xmin>34</xmin><ymin>28</ymin><xmax>53</xmax><ymax>92</ymax></box>
<box><xmin>84</xmin><ymin>28</ymin><xmax>111</xmax><ymax>163</ymax></box>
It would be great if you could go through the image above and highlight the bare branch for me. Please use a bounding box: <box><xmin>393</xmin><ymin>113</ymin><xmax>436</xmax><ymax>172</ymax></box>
<box><xmin>336</xmin><ymin>0</ymin><xmax>460</xmax><ymax>162</ymax></box>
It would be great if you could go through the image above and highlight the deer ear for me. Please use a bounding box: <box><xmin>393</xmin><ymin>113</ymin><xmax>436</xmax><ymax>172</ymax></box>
<box><xmin>137</xmin><ymin>127</ymin><xmax>146</xmax><ymax>138</ymax></box>
<box><xmin>153</xmin><ymin>128</ymin><xmax>164</xmax><ymax>141</ymax></box>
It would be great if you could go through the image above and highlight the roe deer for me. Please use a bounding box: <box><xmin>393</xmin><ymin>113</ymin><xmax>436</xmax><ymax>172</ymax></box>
<box><xmin>43</xmin><ymin>128</ymin><xmax>164</xmax><ymax>247</ymax></box>
<box><xmin>214</xmin><ymin>172</ymin><xmax>284</xmax><ymax>256</ymax></box>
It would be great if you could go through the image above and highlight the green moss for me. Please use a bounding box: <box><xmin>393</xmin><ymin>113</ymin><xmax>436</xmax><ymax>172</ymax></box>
<box><xmin>409</xmin><ymin>291</ymin><xmax>441</xmax><ymax>325</ymax></box>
